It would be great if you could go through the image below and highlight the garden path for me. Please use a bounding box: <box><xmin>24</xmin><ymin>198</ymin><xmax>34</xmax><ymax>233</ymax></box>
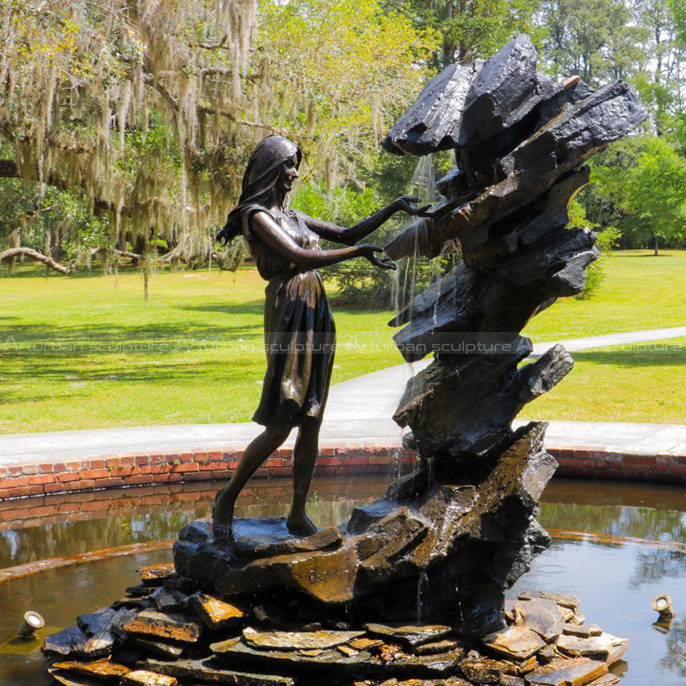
<box><xmin>1</xmin><ymin>326</ymin><xmax>686</xmax><ymax>464</ymax></box>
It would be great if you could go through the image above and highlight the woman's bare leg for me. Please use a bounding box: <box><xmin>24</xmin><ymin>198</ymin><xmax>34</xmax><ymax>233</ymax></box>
<box><xmin>213</xmin><ymin>423</ymin><xmax>292</xmax><ymax>537</ymax></box>
<box><xmin>287</xmin><ymin>416</ymin><xmax>322</xmax><ymax>536</ymax></box>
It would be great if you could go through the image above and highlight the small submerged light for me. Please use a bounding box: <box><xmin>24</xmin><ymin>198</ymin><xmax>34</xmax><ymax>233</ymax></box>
<box><xmin>17</xmin><ymin>611</ymin><xmax>45</xmax><ymax>638</ymax></box>
<box><xmin>652</xmin><ymin>594</ymin><xmax>676</xmax><ymax>620</ymax></box>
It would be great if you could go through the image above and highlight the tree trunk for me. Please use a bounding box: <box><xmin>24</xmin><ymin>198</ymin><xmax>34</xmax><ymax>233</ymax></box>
<box><xmin>50</xmin><ymin>224</ymin><xmax>61</xmax><ymax>261</ymax></box>
<box><xmin>132</xmin><ymin>235</ymin><xmax>146</xmax><ymax>266</ymax></box>
<box><xmin>654</xmin><ymin>234</ymin><xmax>659</xmax><ymax>256</ymax></box>
<box><xmin>44</xmin><ymin>224</ymin><xmax>51</xmax><ymax>279</ymax></box>
<box><xmin>7</xmin><ymin>229</ymin><xmax>20</xmax><ymax>273</ymax></box>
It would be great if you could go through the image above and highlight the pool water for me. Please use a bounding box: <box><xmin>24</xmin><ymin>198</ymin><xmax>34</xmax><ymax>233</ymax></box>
<box><xmin>0</xmin><ymin>477</ymin><xmax>684</xmax><ymax>685</ymax></box>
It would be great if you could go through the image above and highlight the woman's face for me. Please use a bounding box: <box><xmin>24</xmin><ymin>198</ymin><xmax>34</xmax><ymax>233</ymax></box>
<box><xmin>276</xmin><ymin>153</ymin><xmax>300</xmax><ymax>194</ymax></box>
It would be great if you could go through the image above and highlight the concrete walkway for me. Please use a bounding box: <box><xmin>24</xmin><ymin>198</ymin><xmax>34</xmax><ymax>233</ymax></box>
<box><xmin>1</xmin><ymin>326</ymin><xmax>686</xmax><ymax>464</ymax></box>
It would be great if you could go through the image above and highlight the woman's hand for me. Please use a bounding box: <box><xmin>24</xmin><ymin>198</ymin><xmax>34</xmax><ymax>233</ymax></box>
<box><xmin>357</xmin><ymin>244</ymin><xmax>397</xmax><ymax>270</ymax></box>
<box><xmin>392</xmin><ymin>195</ymin><xmax>432</xmax><ymax>217</ymax></box>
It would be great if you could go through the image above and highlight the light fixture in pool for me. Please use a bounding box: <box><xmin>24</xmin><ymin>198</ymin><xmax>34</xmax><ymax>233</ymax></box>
<box><xmin>652</xmin><ymin>593</ymin><xmax>676</xmax><ymax>620</ymax></box>
<box><xmin>17</xmin><ymin>611</ymin><xmax>45</xmax><ymax>638</ymax></box>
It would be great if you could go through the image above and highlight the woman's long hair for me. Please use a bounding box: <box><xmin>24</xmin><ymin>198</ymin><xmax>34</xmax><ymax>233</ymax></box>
<box><xmin>217</xmin><ymin>135</ymin><xmax>302</xmax><ymax>244</ymax></box>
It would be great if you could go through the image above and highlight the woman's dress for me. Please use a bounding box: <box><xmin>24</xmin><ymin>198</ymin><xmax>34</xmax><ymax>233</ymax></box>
<box><xmin>242</xmin><ymin>206</ymin><xmax>336</xmax><ymax>426</ymax></box>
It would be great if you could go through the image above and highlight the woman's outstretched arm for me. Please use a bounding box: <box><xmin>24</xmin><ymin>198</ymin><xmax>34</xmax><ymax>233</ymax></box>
<box><xmin>249</xmin><ymin>210</ymin><xmax>395</xmax><ymax>270</ymax></box>
<box><xmin>297</xmin><ymin>196</ymin><xmax>430</xmax><ymax>246</ymax></box>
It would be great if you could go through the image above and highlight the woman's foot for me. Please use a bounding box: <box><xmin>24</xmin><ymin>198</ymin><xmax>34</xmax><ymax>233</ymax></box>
<box><xmin>286</xmin><ymin>511</ymin><xmax>318</xmax><ymax>537</ymax></box>
<box><xmin>212</xmin><ymin>494</ymin><xmax>235</xmax><ymax>540</ymax></box>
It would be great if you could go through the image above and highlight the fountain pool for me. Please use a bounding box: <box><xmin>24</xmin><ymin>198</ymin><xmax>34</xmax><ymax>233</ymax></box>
<box><xmin>0</xmin><ymin>476</ymin><xmax>684</xmax><ymax>685</ymax></box>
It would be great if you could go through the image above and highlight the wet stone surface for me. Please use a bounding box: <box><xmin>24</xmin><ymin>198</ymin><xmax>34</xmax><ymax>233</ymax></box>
<box><xmin>187</xmin><ymin>592</ymin><xmax>245</xmax><ymax>630</ymax></box>
<box><xmin>43</xmin><ymin>558</ymin><xmax>629</xmax><ymax>686</ymax></box>
<box><xmin>242</xmin><ymin>627</ymin><xmax>366</xmax><ymax>651</ymax></box>
<box><xmin>120</xmin><ymin>670</ymin><xmax>178</xmax><ymax>686</ymax></box>
<box><xmin>121</xmin><ymin>610</ymin><xmax>202</xmax><ymax>643</ymax></box>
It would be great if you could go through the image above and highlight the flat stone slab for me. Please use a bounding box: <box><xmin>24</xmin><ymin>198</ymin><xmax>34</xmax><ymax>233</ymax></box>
<box><xmin>364</xmin><ymin>623</ymin><xmax>453</xmax><ymax>648</ymax></box>
<box><xmin>414</xmin><ymin>639</ymin><xmax>461</xmax><ymax>655</ymax></box>
<box><xmin>211</xmin><ymin>636</ymin><xmax>463</xmax><ymax>679</ymax></box>
<box><xmin>557</xmin><ymin>633</ymin><xmax>628</xmax><ymax>663</ymax></box>
<box><xmin>519</xmin><ymin>590</ymin><xmax>580</xmax><ymax>612</ymax></box>
<box><xmin>51</xmin><ymin>658</ymin><xmax>130</xmax><ymax>679</ymax></box>
<box><xmin>76</xmin><ymin>607</ymin><xmax>129</xmax><ymax>658</ymax></box>
<box><xmin>49</xmin><ymin>669</ymin><xmax>104</xmax><ymax>686</ymax></box>
<box><xmin>482</xmin><ymin>625</ymin><xmax>546</xmax><ymax>661</ymax></box>
<box><xmin>242</xmin><ymin>627</ymin><xmax>365</xmax><ymax>651</ymax></box>
<box><xmin>121</xmin><ymin>670</ymin><xmax>178</xmax><ymax>686</ymax></box>
<box><xmin>122</xmin><ymin>610</ymin><xmax>202</xmax><ymax>643</ymax></box>
<box><xmin>130</xmin><ymin>635</ymin><xmax>186</xmax><ymax>659</ymax></box>
<box><xmin>175</xmin><ymin>519</ymin><xmax>357</xmax><ymax>605</ymax></box>
<box><xmin>187</xmin><ymin>593</ymin><xmax>245</xmax><ymax>630</ymax></box>
<box><xmin>526</xmin><ymin>657</ymin><xmax>608</xmax><ymax>686</ymax></box>
<box><xmin>43</xmin><ymin>625</ymin><xmax>90</xmax><ymax>658</ymax></box>
<box><xmin>145</xmin><ymin>657</ymin><xmax>296</xmax><ymax>685</ymax></box>
<box><xmin>461</xmin><ymin>653</ymin><xmax>537</xmax><ymax>682</ymax></box>
<box><xmin>138</xmin><ymin>563</ymin><xmax>176</xmax><ymax>584</ymax></box>
<box><xmin>513</xmin><ymin>598</ymin><xmax>567</xmax><ymax>641</ymax></box>
<box><xmin>563</xmin><ymin>624</ymin><xmax>603</xmax><ymax>638</ymax></box>
<box><xmin>150</xmin><ymin>587</ymin><xmax>186</xmax><ymax>613</ymax></box>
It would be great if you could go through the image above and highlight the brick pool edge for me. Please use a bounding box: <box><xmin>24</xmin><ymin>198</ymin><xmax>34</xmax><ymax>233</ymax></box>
<box><xmin>0</xmin><ymin>444</ymin><xmax>684</xmax><ymax>501</ymax></box>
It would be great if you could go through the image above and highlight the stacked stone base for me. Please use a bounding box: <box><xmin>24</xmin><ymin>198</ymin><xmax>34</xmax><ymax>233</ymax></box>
<box><xmin>43</xmin><ymin>559</ymin><xmax>627</xmax><ymax>686</ymax></box>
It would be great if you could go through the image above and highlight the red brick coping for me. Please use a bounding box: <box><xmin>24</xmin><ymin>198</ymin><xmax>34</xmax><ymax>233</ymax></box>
<box><xmin>0</xmin><ymin>444</ymin><xmax>684</xmax><ymax>501</ymax></box>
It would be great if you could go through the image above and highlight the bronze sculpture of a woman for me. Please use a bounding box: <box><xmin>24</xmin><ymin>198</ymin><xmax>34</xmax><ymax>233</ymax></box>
<box><xmin>213</xmin><ymin>135</ymin><xmax>427</xmax><ymax>539</ymax></box>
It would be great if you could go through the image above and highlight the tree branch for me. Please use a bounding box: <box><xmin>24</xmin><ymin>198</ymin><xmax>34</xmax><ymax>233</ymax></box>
<box><xmin>0</xmin><ymin>247</ymin><xmax>76</xmax><ymax>274</ymax></box>
<box><xmin>191</xmin><ymin>34</ymin><xmax>229</xmax><ymax>50</ymax></box>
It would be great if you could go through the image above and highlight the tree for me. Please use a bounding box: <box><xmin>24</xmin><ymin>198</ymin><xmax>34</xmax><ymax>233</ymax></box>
<box><xmin>592</xmin><ymin>136</ymin><xmax>686</xmax><ymax>253</ymax></box>
<box><xmin>0</xmin><ymin>0</ymin><xmax>437</xmax><ymax>293</ymax></box>
<box><xmin>255</xmin><ymin>0</ymin><xmax>437</xmax><ymax>190</ymax></box>
<box><xmin>406</xmin><ymin>0</ymin><xmax>543</xmax><ymax>68</ymax></box>
<box><xmin>540</xmin><ymin>0</ymin><xmax>648</xmax><ymax>85</ymax></box>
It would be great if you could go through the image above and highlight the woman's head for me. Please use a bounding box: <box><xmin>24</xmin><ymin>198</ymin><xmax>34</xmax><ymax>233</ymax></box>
<box><xmin>243</xmin><ymin>135</ymin><xmax>301</xmax><ymax>195</ymax></box>
<box><xmin>218</xmin><ymin>135</ymin><xmax>302</xmax><ymax>244</ymax></box>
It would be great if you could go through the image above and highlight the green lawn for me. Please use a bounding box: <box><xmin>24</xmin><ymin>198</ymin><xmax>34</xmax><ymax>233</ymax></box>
<box><xmin>1</xmin><ymin>250</ymin><xmax>685</xmax><ymax>433</ymax></box>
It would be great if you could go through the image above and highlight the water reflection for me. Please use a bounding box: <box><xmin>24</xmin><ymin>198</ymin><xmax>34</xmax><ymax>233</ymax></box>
<box><xmin>659</xmin><ymin>619</ymin><xmax>686</xmax><ymax>679</ymax></box>
<box><xmin>0</xmin><ymin>476</ymin><xmax>389</xmax><ymax>569</ymax></box>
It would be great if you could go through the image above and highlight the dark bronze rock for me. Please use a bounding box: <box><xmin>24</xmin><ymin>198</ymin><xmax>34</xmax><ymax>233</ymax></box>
<box><xmin>48</xmin><ymin>668</ymin><xmax>103</xmax><ymax>686</ymax></box>
<box><xmin>241</xmin><ymin>626</ymin><xmax>365</xmax><ymax>651</ymax></box>
<box><xmin>121</xmin><ymin>610</ymin><xmax>203</xmax><ymax>643</ymax></box>
<box><xmin>138</xmin><ymin>563</ymin><xmax>176</xmax><ymax>585</ymax></box>
<box><xmin>392</xmin><ymin>342</ymin><xmax>573</xmax><ymax>462</ymax></box>
<box><xmin>50</xmin><ymin>658</ymin><xmax>130</xmax><ymax>680</ymax></box>
<box><xmin>519</xmin><ymin>590</ymin><xmax>580</xmax><ymax>613</ymax></box>
<box><xmin>512</xmin><ymin>599</ymin><xmax>567</xmax><ymax>642</ymax></box>
<box><xmin>413</xmin><ymin>639</ymin><xmax>461</xmax><ymax>656</ymax></box>
<box><xmin>217</xmin><ymin>545</ymin><xmax>358</xmax><ymax>604</ymax></box>
<box><xmin>150</xmin><ymin>587</ymin><xmax>186</xmax><ymax>613</ymax></box>
<box><xmin>129</xmin><ymin>635</ymin><xmax>186</xmax><ymax>660</ymax></box>
<box><xmin>557</xmin><ymin>633</ymin><xmax>628</xmax><ymax>663</ymax></box>
<box><xmin>525</xmin><ymin>657</ymin><xmax>608</xmax><ymax>685</ymax></box>
<box><xmin>481</xmin><ymin>625</ymin><xmax>546</xmax><ymax>661</ymax></box>
<box><xmin>43</xmin><ymin>624</ymin><xmax>90</xmax><ymax>658</ymax></box>
<box><xmin>175</xmin><ymin>517</ymin><xmax>354</xmax><ymax>604</ymax></box>
<box><xmin>458</xmin><ymin>35</ymin><xmax>559</xmax><ymax>154</ymax></box>
<box><xmin>211</xmin><ymin>634</ymin><xmax>464</xmax><ymax>679</ymax></box>
<box><xmin>187</xmin><ymin>592</ymin><xmax>246</xmax><ymax>630</ymax></box>
<box><xmin>363</xmin><ymin>623</ymin><xmax>453</xmax><ymax>648</ymax></box>
<box><xmin>75</xmin><ymin>608</ymin><xmax>127</xmax><ymax>658</ymax></box>
<box><xmin>382</xmin><ymin>60</ymin><xmax>482</xmax><ymax>156</ymax></box>
<box><xmin>121</xmin><ymin>670</ymin><xmax>178</xmax><ymax>686</ymax></box>
<box><xmin>563</xmin><ymin>624</ymin><xmax>603</xmax><ymax>638</ymax></box>
<box><xmin>347</xmin><ymin>500</ymin><xmax>397</xmax><ymax>535</ymax></box>
<box><xmin>145</xmin><ymin>657</ymin><xmax>296</xmax><ymax>685</ymax></box>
